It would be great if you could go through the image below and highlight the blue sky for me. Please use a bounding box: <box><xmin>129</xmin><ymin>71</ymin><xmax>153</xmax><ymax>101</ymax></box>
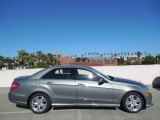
<box><xmin>0</xmin><ymin>0</ymin><xmax>160</xmax><ymax>57</ymax></box>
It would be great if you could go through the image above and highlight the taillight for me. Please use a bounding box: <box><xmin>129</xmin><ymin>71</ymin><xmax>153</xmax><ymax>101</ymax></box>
<box><xmin>11</xmin><ymin>82</ymin><xmax>20</xmax><ymax>90</ymax></box>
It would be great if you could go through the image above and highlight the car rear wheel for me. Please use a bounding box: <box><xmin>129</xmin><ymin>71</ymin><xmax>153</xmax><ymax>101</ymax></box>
<box><xmin>29</xmin><ymin>93</ymin><xmax>51</xmax><ymax>114</ymax></box>
<box><xmin>122</xmin><ymin>92</ymin><xmax>144</xmax><ymax>113</ymax></box>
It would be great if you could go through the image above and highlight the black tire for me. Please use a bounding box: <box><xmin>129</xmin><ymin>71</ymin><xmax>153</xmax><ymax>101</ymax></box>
<box><xmin>29</xmin><ymin>93</ymin><xmax>51</xmax><ymax>114</ymax></box>
<box><xmin>121</xmin><ymin>92</ymin><xmax>144</xmax><ymax>113</ymax></box>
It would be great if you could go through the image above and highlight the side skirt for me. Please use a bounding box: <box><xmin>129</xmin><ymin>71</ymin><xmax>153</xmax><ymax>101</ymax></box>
<box><xmin>52</xmin><ymin>103</ymin><xmax>120</xmax><ymax>107</ymax></box>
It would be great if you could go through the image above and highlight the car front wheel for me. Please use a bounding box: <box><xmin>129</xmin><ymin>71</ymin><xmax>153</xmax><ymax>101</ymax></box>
<box><xmin>29</xmin><ymin>93</ymin><xmax>51</xmax><ymax>114</ymax></box>
<box><xmin>122</xmin><ymin>92</ymin><xmax>144</xmax><ymax>113</ymax></box>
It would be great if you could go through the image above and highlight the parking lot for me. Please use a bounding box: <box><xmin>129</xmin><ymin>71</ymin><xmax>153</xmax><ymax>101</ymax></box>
<box><xmin>0</xmin><ymin>87</ymin><xmax>160</xmax><ymax>120</ymax></box>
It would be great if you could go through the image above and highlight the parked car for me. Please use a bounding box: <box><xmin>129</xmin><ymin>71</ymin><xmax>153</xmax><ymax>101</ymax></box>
<box><xmin>8</xmin><ymin>65</ymin><xmax>153</xmax><ymax>114</ymax></box>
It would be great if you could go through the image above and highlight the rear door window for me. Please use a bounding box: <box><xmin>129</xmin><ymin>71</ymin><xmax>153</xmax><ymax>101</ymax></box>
<box><xmin>42</xmin><ymin>68</ymin><xmax>72</xmax><ymax>79</ymax></box>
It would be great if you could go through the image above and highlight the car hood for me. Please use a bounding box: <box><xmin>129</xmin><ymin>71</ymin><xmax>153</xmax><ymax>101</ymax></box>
<box><xmin>111</xmin><ymin>77</ymin><xmax>144</xmax><ymax>87</ymax></box>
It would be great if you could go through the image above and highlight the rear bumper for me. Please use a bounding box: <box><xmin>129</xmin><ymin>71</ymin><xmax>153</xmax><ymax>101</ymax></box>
<box><xmin>8</xmin><ymin>92</ymin><xmax>27</xmax><ymax>105</ymax></box>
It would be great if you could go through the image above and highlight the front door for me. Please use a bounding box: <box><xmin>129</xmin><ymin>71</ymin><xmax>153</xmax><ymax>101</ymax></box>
<box><xmin>74</xmin><ymin>68</ymin><xmax>113</xmax><ymax>105</ymax></box>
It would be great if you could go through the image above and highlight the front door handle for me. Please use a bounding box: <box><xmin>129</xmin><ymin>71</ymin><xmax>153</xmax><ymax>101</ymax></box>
<box><xmin>77</xmin><ymin>83</ymin><xmax>85</xmax><ymax>87</ymax></box>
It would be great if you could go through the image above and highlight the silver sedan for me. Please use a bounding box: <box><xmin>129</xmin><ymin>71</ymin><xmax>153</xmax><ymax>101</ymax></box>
<box><xmin>8</xmin><ymin>65</ymin><xmax>153</xmax><ymax>114</ymax></box>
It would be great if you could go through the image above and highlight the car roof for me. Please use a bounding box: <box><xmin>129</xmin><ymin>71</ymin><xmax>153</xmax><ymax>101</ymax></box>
<box><xmin>50</xmin><ymin>64</ymin><xmax>93</xmax><ymax>69</ymax></box>
<box><xmin>29</xmin><ymin>65</ymin><xmax>94</xmax><ymax>79</ymax></box>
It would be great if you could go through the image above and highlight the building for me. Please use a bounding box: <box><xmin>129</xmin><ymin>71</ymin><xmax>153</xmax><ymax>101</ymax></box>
<box><xmin>89</xmin><ymin>59</ymin><xmax>117</xmax><ymax>66</ymax></box>
<box><xmin>56</xmin><ymin>52</ymin><xmax>63</xmax><ymax>61</ymax></box>
<box><xmin>60</xmin><ymin>56</ymin><xmax>117</xmax><ymax>66</ymax></box>
<box><xmin>60</xmin><ymin>56</ymin><xmax>75</xmax><ymax>65</ymax></box>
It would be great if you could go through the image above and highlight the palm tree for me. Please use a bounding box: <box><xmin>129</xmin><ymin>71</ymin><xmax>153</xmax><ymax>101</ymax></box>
<box><xmin>0</xmin><ymin>56</ymin><xmax>4</xmax><ymax>69</ymax></box>
<box><xmin>0</xmin><ymin>56</ymin><xmax>4</xmax><ymax>60</ymax></box>
<box><xmin>47</xmin><ymin>53</ymin><xmax>54</xmax><ymax>62</ymax></box>
<box><xmin>91</xmin><ymin>53</ymin><xmax>93</xmax><ymax>58</ymax></box>
<box><xmin>100</xmin><ymin>54</ymin><xmax>103</xmax><ymax>58</ymax></box>
<box><xmin>17</xmin><ymin>50</ymin><xmax>28</xmax><ymax>68</ymax></box>
<box><xmin>97</xmin><ymin>53</ymin><xmax>100</xmax><ymax>58</ymax></box>
<box><xmin>143</xmin><ymin>51</ymin><xmax>146</xmax><ymax>56</ymax></box>
<box><xmin>107</xmin><ymin>53</ymin><xmax>110</xmax><ymax>58</ymax></box>
<box><xmin>27</xmin><ymin>53</ymin><xmax>35</xmax><ymax>68</ymax></box>
<box><xmin>81</xmin><ymin>54</ymin><xmax>84</xmax><ymax>58</ymax></box>
<box><xmin>94</xmin><ymin>52</ymin><xmax>98</xmax><ymax>58</ymax></box>
<box><xmin>136</xmin><ymin>52</ymin><xmax>142</xmax><ymax>61</ymax></box>
<box><xmin>114</xmin><ymin>53</ymin><xmax>117</xmax><ymax>58</ymax></box>
<box><xmin>111</xmin><ymin>53</ymin><xmax>113</xmax><ymax>58</ymax></box>
<box><xmin>103</xmin><ymin>53</ymin><xmax>106</xmax><ymax>58</ymax></box>
<box><xmin>127</xmin><ymin>52</ymin><xmax>130</xmax><ymax>57</ymax></box>
<box><xmin>36</xmin><ymin>51</ymin><xmax>44</xmax><ymax>62</ymax></box>
<box><xmin>47</xmin><ymin>53</ymin><xmax>55</xmax><ymax>66</ymax></box>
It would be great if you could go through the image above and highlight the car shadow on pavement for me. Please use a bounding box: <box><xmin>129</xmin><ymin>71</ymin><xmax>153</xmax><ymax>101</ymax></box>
<box><xmin>16</xmin><ymin>104</ymin><xmax>117</xmax><ymax>111</ymax></box>
<box><xmin>152</xmin><ymin>76</ymin><xmax>160</xmax><ymax>90</ymax></box>
<box><xmin>16</xmin><ymin>104</ymin><xmax>29</xmax><ymax>109</ymax></box>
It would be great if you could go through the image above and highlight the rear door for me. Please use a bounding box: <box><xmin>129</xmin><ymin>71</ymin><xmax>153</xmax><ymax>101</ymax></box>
<box><xmin>40</xmin><ymin>68</ymin><xmax>76</xmax><ymax>104</ymax></box>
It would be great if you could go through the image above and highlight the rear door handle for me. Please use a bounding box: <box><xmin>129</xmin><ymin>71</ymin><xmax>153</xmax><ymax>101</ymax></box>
<box><xmin>77</xmin><ymin>83</ymin><xmax>85</xmax><ymax>87</ymax></box>
<box><xmin>47</xmin><ymin>82</ymin><xmax>54</xmax><ymax>85</ymax></box>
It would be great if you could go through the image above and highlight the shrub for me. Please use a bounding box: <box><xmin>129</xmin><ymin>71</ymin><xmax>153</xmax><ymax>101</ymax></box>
<box><xmin>142</xmin><ymin>56</ymin><xmax>156</xmax><ymax>64</ymax></box>
<box><xmin>36</xmin><ymin>62</ymin><xmax>48</xmax><ymax>68</ymax></box>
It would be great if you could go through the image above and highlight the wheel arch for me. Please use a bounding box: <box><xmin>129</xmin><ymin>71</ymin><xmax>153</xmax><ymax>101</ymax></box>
<box><xmin>27</xmin><ymin>91</ymin><xmax>51</xmax><ymax>107</ymax></box>
<box><xmin>120</xmin><ymin>91</ymin><xmax>146</xmax><ymax>109</ymax></box>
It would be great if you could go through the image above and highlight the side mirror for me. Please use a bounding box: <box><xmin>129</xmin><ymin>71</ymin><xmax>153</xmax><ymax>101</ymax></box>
<box><xmin>98</xmin><ymin>78</ymin><xmax>106</xmax><ymax>85</ymax></box>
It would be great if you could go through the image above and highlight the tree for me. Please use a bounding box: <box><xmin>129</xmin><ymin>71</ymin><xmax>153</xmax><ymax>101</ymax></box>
<box><xmin>8</xmin><ymin>63</ymin><xmax>14</xmax><ymax>69</ymax></box>
<box><xmin>127</xmin><ymin>52</ymin><xmax>130</xmax><ymax>56</ymax></box>
<box><xmin>0</xmin><ymin>61</ymin><xmax>4</xmax><ymax>69</ymax></box>
<box><xmin>47</xmin><ymin>53</ymin><xmax>55</xmax><ymax>62</ymax></box>
<box><xmin>142</xmin><ymin>56</ymin><xmax>156</xmax><ymax>64</ymax></box>
<box><xmin>0</xmin><ymin>56</ymin><xmax>4</xmax><ymax>69</ymax></box>
<box><xmin>75</xmin><ymin>57</ymin><xmax>81</xmax><ymax>62</ymax></box>
<box><xmin>46</xmin><ymin>53</ymin><xmax>55</xmax><ymax>66</ymax></box>
<box><xmin>125</xmin><ymin>60</ymin><xmax>131</xmax><ymax>65</ymax></box>
<box><xmin>81</xmin><ymin>57</ymin><xmax>87</xmax><ymax>62</ymax></box>
<box><xmin>36</xmin><ymin>51</ymin><xmax>44</xmax><ymax>62</ymax></box>
<box><xmin>27</xmin><ymin>53</ymin><xmax>36</xmax><ymax>68</ymax></box>
<box><xmin>114</xmin><ymin>53</ymin><xmax>117</xmax><ymax>58</ymax></box>
<box><xmin>117</xmin><ymin>57</ymin><xmax>125</xmax><ymax>65</ymax></box>
<box><xmin>17</xmin><ymin>50</ymin><xmax>28</xmax><ymax>68</ymax></box>
<box><xmin>81</xmin><ymin>54</ymin><xmax>84</xmax><ymax>58</ymax></box>
<box><xmin>0</xmin><ymin>56</ymin><xmax>4</xmax><ymax>60</ymax></box>
<box><xmin>36</xmin><ymin>62</ymin><xmax>48</xmax><ymax>68</ymax></box>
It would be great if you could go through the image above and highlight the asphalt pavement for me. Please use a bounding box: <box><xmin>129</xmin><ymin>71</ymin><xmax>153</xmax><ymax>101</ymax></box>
<box><xmin>0</xmin><ymin>87</ymin><xmax>160</xmax><ymax>120</ymax></box>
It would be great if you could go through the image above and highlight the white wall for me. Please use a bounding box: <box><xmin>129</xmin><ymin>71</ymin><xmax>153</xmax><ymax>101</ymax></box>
<box><xmin>0</xmin><ymin>65</ymin><xmax>160</xmax><ymax>87</ymax></box>
<box><xmin>0</xmin><ymin>69</ymin><xmax>42</xmax><ymax>87</ymax></box>
<box><xmin>94</xmin><ymin>65</ymin><xmax>160</xmax><ymax>85</ymax></box>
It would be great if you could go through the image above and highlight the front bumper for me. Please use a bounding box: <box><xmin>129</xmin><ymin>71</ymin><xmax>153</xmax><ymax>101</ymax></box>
<box><xmin>144</xmin><ymin>92</ymin><xmax>153</xmax><ymax>107</ymax></box>
<box><xmin>146</xmin><ymin>102</ymin><xmax>153</xmax><ymax>107</ymax></box>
